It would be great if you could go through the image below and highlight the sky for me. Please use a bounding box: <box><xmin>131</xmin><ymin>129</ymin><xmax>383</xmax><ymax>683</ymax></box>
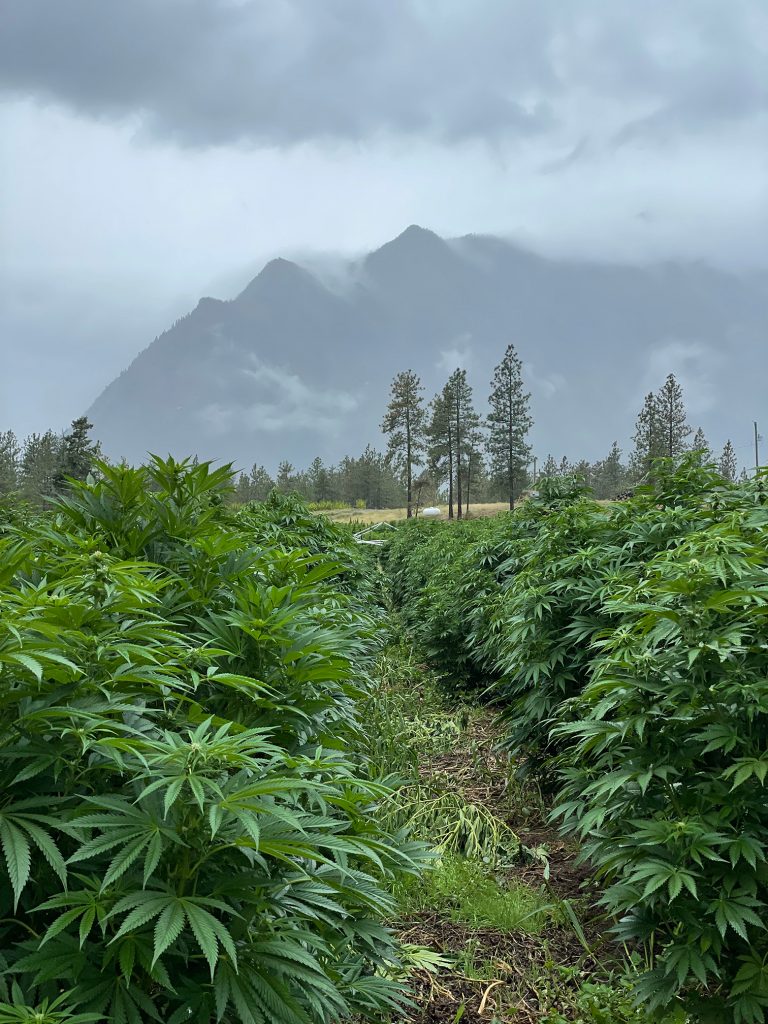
<box><xmin>1</xmin><ymin>0</ymin><xmax>767</xmax><ymax>440</ymax></box>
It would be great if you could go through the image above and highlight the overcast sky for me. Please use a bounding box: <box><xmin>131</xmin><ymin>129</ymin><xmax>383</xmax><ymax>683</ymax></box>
<box><xmin>1</xmin><ymin>0</ymin><xmax>767</xmax><ymax>439</ymax></box>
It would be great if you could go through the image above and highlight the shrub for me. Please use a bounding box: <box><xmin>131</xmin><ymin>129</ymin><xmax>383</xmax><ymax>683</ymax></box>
<box><xmin>0</xmin><ymin>459</ymin><xmax>426</xmax><ymax>1023</ymax></box>
<box><xmin>554</xmin><ymin>471</ymin><xmax>768</xmax><ymax>1022</ymax></box>
<box><xmin>383</xmin><ymin>459</ymin><xmax>768</xmax><ymax>1020</ymax></box>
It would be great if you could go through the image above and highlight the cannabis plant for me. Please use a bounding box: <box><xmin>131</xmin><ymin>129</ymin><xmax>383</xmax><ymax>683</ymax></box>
<box><xmin>0</xmin><ymin>459</ymin><xmax>426</xmax><ymax>1023</ymax></box>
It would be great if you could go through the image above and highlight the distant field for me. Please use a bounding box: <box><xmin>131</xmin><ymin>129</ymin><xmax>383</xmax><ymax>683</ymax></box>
<box><xmin>318</xmin><ymin>501</ymin><xmax>512</xmax><ymax>525</ymax></box>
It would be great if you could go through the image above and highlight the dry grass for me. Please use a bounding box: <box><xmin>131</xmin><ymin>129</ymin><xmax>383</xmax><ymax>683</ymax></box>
<box><xmin>318</xmin><ymin>502</ymin><xmax>512</xmax><ymax>525</ymax></box>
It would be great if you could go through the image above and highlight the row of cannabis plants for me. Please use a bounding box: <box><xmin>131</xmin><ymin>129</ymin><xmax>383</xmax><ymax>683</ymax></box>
<box><xmin>0</xmin><ymin>461</ymin><xmax>427</xmax><ymax>1024</ymax></box>
<box><xmin>384</xmin><ymin>458</ymin><xmax>768</xmax><ymax>1024</ymax></box>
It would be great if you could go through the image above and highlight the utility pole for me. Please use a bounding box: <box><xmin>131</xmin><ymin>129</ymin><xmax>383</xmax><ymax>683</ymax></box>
<box><xmin>756</xmin><ymin>421</ymin><xmax>761</xmax><ymax>474</ymax></box>
<box><xmin>532</xmin><ymin>456</ymin><xmax>538</xmax><ymax>484</ymax></box>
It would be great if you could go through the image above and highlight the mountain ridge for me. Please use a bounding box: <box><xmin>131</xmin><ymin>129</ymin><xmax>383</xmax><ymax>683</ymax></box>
<box><xmin>87</xmin><ymin>226</ymin><xmax>768</xmax><ymax>471</ymax></box>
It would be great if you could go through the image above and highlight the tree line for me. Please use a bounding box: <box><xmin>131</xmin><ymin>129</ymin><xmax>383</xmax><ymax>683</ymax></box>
<box><xmin>381</xmin><ymin>354</ymin><xmax>743</xmax><ymax>518</ymax></box>
<box><xmin>1</xmin><ymin>364</ymin><xmax>745</xmax><ymax>511</ymax></box>
<box><xmin>232</xmin><ymin>446</ymin><xmax>407</xmax><ymax>509</ymax></box>
<box><xmin>0</xmin><ymin>417</ymin><xmax>102</xmax><ymax>504</ymax></box>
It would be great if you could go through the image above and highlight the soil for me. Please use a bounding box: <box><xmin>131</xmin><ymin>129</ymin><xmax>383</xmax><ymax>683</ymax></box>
<box><xmin>386</xmin><ymin>704</ymin><xmax>618</xmax><ymax>1022</ymax></box>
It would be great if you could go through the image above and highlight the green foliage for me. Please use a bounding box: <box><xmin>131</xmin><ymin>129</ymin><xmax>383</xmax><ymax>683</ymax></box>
<box><xmin>383</xmin><ymin>459</ymin><xmax>768</xmax><ymax>1021</ymax></box>
<box><xmin>383</xmin><ymin>518</ymin><xmax>499</xmax><ymax>687</ymax></box>
<box><xmin>540</xmin><ymin>971</ymin><xmax>688</xmax><ymax>1024</ymax></box>
<box><xmin>555</xmin><ymin>468</ymin><xmax>768</xmax><ymax>1021</ymax></box>
<box><xmin>486</xmin><ymin>342</ymin><xmax>532</xmax><ymax>508</ymax></box>
<box><xmin>396</xmin><ymin>854</ymin><xmax>555</xmax><ymax>933</ymax></box>
<box><xmin>0</xmin><ymin>458</ymin><xmax>427</xmax><ymax>1022</ymax></box>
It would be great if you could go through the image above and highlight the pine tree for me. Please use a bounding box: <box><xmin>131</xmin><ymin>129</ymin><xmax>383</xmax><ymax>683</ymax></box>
<box><xmin>21</xmin><ymin>431</ymin><xmax>62</xmax><ymax>504</ymax></box>
<box><xmin>235</xmin><ymin>473</ymin><xmax>253</xmax><ymax>504</ymax></box>
<box><xmin>304</xmin><ymin>457</ymin><xmax>328</xmax><ymax>503</ymax></box>
<box><xmin>426</xmin><ymin>387</ymin><xmax>454</xmax><ymax>518</ymax></box>
<box><xmin>573</xmin><ymin>459</ymin><xmax>591</xmax><ymax>485</ymax></box>
<box><xmin>276</xmin><ymin>461</ymin><xmax>295</xmax><ymax>491</ymax></box>
<box><xmin>462</xmin><ymin>418</ymin><xmax>485</xmax><ymax>516</ymax></box>
<box><xmin>445</xmin><ymin>369</ymin><xmax>480</xmax><ymax>520</ymax></box>
<box><xmin>0</xmin><ymin>430</ymin><xmax>21</xmax><ymax>495</ymax></box>
<box><xmin>486</xmin><ymin>344</ymin><xmax>532</xmax><ymax>509</ymax></box>
<box><xmin>691</xmin><ymin>426</ymin><xmax>711</xmax><ymax>466</ymax></box>
<box><xmin>249</xmin><ymin>465</ymin><xmax>275</xmax><ymax>502</ymax></box>
<box><xmin>57</xmin><ymin>417</ymin><xmax>100</xmax><ymax>486</ymax></box>
<box><xmin>381</xmin><ymin>370</ymin><xmax>426</xmax><ymax>518</ymax></box>
<box><xmin>631</xmin><ymin>392</ymin><xmax>665</xmax><ymax>480</ymax></box>
<box><xmin>719</xmin><ymin>440</ymin><xmax>737</xmax><ymax>482</ymax></box>
<box><xmin>594</xmin><ymin>441</ymin><xmax>625</xmax><ymax>498</ymax></box>
<box><xmin>541</xmin><ymin>454</ymin><xmax>559</xmax><ymax>479</ymax></box>
<box><xmin>656</xmin><ymin>373</ymin><xmax>691</xmax><ymax>459</ymax></box>
<box><xmin>692</xmin><ymin>427</ymin><xmax>709</xmax><ymax>455</ymax></box>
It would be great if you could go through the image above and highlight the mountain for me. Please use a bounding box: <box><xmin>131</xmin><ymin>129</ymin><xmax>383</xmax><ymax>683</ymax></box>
<box><xmin>88</xmin><ymin>226</ymin><xmax>768</xmax><ymax>471</ymax></box>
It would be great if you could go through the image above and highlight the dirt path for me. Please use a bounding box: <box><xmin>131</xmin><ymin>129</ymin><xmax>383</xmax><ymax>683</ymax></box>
<box><xmin>388</xmin><ymin>706</ymin><xmax>618</xmax><ymax>1023</ymax></box>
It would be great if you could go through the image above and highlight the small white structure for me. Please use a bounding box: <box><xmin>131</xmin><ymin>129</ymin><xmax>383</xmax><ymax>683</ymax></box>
<box><xmin>420</xmin><ymin>506</ymin><xmax>442</xmax><ymax>519</ymax></box>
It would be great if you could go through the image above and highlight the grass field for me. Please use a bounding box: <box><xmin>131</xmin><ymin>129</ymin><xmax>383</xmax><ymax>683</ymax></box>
<box><xmin>319</xmin><ymin>501</ymin><xmax>512</xmax><ymax>525</ymax></box>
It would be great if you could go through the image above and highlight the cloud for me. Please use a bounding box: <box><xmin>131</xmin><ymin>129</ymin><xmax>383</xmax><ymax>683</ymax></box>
<box><xmin>197</xmin><ymin>357</ymin><xmax>358</xmax><ymax>436</ymax></box>
<box><xmin>1</xmin><ymin>0</ymin><xmax>764</xmax><ymax>149</ymax></box>
<box><xmin>437</xmin><ymin>338</ymin><xmax>473</xmax><ymax>373</ymax></box>
<box><xmin>644</xmin><ymin>339</ymin><xmax>723</xmax><ymax>416</ymax></box>
<box><xmin>524</xmin><ymin>363</ymin><xmax>565</xmax><ymax>400</ymax></box>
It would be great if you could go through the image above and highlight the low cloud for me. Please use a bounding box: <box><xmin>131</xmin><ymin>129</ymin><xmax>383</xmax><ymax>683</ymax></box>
<box><xmin>197</xmin><ymin>358</ymin><xmax>358</xmax><ymax>436</ymax></box>
<box><xmin>644</xmin><ymin>339</ymin><xmax>723</xmax><ymax>416</ymax></box>
<box><xmin>437</xmin><ymin>338</ymin><xmax>473</xmax><ymax>373</ymax></box>
<box><xmin>524</xmin><ymin>362</ymin><xmax>566</xmax><ymax>400</ymax></box>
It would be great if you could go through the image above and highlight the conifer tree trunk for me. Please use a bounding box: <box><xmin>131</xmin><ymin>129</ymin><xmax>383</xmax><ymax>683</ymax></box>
<box><xmin>447</xmin><ymin>420</ymin><xmax>454</xmax><ymax>520</ymax></box>
<box><xmin>405</xmin><ymin>405</ymin><xmax>412</xmax><ymax>518</ymax></box>
<box><xmin>455</xmin><ymin>391</ymin><xmax>463</xmax><ymax>520</ymax></box>
<box><xmin>508</xmin><ymin>375</ymin><xmax>515</xmax><ymax>509</ymax></box>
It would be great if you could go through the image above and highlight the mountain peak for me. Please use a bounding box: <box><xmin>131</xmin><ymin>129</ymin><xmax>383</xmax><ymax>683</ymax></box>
<box><xmin>384</xmin><ymin>224</ymin><xmax>446</xmax><ymax>252</ymax></box>
<box><xmin>399</xmin><ymin>223</ymin><xmax>440</xmax><ymax>241</ymax></box>
<box><xmin>235</xmin><ymin>256</ymin><xmax>321</xmax><ymax>305</ymax></box>
<box><xmin>364</xmin><ymin>225</ymin><xmax>454</xmax><ymax>281</ymax></box>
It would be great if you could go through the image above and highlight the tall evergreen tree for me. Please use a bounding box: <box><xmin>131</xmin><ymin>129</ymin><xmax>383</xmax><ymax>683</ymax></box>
<box><xmin>719</xmin><ymin>440</ymin><xmax>738</xmax><ymax>482</ymax></box>
<box><xmin>593</xmin><ymin>441</ymin><xmax>625</xmax><ymax>498</ymax></box>
<box><xmin>540</xmin><ymin>454</ymin><xmax>559</xmax><ymax>479</ymax></box>
<box><xmin>276</xmin><ymin>461</ymin><xmax>295</xmax><ymax>491</ymax></box>
<box><xmin>446</xmin><ymin>369</ymin><xmax>480</xmax><ymax>520</ymax></box>
<box><xmin>249</xmin><ymin>464</ymin><xmax>275</xmax><ymax>502</ymax></box>
<box><xmin>306</xmin><ymin>456</ymin><xmax>330</xmax><ymax>503</ymax></box>
<box><xmin>657</xmin><ymin>373</ymin><xmax>691</xmax><ymax>458</ymax></box>
<box><xmin>21</xmin><ymin>431</ymin><xmax>62</xmax><ymax>504</ymax></box>
<box><xmin>631</xmin><ymin>392</ymin><xmax>665</xmax><ymax>480</ymax></box>
<box><xmin>458</xmin><ymin>411</ymin><xmax>485</xmax><ymax>516</ymax></box>
<box><xmin>0</xmin><ymin>430</ymin><xmax>21</xmax><ymax>495</ymax></box>
<box><xmin>381</xmin><ymin>370</ymin><xmax>426</xmax><ymax>518</ymax></box>
<box><xmin>235</xmin><ymin>473</ymin><xmax>253</xmax><ymax>504</ymax></box>
<box><xmin>486</xmin><ymin>344</ymin><xmax>532</xmax><ymax>509</ymax></box>
<box><xmin>426</xmin><ymin>387</ymin><xmax>454</xmax><ymax>518</ymax></box>
<box><xmin>692</xmin><ymin>427</ymin><xmax>709</xmax><ymax>454</ymax></box>
<box><xmin>573</xmin><ymin>458</ymin><xmax>591</xmax><ymax>484</ymax></box>
<box><xmin>57</xmin><ymin>417</ymin><xmax>101</xmax><ymax>486</ymax></box>
<box><xmin>691</xmin><ymin>426</ymin><xmax>711</xmax><ymax>466</ymax></box>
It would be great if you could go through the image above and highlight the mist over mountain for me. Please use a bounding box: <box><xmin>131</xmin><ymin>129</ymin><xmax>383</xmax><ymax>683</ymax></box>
<box><xmin>88</xmin><ymin>226</ymin><xmax>768</xmax><ymax>471</ymax></box>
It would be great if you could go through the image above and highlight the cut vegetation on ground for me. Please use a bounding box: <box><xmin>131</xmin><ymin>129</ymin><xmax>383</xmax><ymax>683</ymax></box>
<box><xmin>361</xmin><ymin>640</ymin><xmax>662</xmax><ymax>1023</ymax></box>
